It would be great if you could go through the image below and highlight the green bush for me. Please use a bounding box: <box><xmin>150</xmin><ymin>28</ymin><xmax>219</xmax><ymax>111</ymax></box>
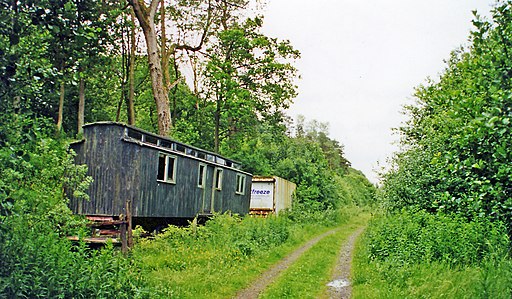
<box><xmin>337</xmin><ymin>168</ymin><xmax>376</xmax><ymax>206</ymax></box>
<box><xmin>362</xmin><ymin>210</ymin><xmax>509</xmax><ymax>267</ymax></box>
<box><xmin>2</xmin><ymin>226</ymin><xmax>144</xmax><ymax>298</ymax></box>
<box><xmin>152</xmin><ymin>213</ymin><xmax>291</xmax><ymax>259</ymax></box>
<box><xmin>354</xmin><ymin>210</ymin><xmax>512</xmax><ymax>298</ymax></box>
<box><xmin>368</xmin><ymin>4</ymin><xmax>512</xmax><ymax>296</ymax></box>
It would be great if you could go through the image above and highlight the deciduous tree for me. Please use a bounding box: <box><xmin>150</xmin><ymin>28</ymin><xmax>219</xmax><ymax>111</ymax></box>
<box><xmin>202</xmin><ymin>17</ymin><xmax>300</xmax><ymax>152</ymax></box>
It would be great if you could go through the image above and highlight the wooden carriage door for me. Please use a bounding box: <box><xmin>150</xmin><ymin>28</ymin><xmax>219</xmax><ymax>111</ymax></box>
<box><xmin>201</xmin><ymin>165</ymin><xmax>214</xmax><ymax>214</ymax></box>
<box><xmin>210</xmin><ymin>167</ymin><xmax>223</xmax><ymax>213</ymax></box>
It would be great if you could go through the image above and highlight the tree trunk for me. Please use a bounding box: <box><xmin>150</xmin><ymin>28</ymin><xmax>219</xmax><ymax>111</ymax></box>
<box><xmin>127</xmin><ymin>9</ymin><xmax>137</xmax><ymax>125</ymax></box>
<box><xmin>160</xmin><ymin>0</ymin><xmax>170</xmax><ymax>90</ymax></box>
<box><xmin>214</xmin><ymin>95</ymin><xmax>221</xmax><ymax>153</ymax></box>
<box><xmin>77</xmin><ymin>76</ymin><xmax>85</xmax><ymax>135</ymax></box>
<box><xmin>129</xmin><ymin>0</ymin><xmax>172</xmax><ymax>136</ymax></box>
<box><xmin>56</xmin><ymin>80</ymin><xmax>65</xmax><ymax>132</ymax></box>
<box><xmin>116</xmin><ymin>92</ymin><xmax>123</xmax><ymax>122</ymax></box>
<box><xmin>117</xmin><ymin>16</ymin><xmax>128</xmax><ymax>123</ymax></box>
<box><xmin>145</xmin><ymin>24</ymin><xmax>172</xmax><ymax>136</ymax></box>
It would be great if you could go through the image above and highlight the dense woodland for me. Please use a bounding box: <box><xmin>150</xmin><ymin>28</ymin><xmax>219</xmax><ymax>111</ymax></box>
<box><xmin>0</xmin><ymin>1</ymin><xmax>375</xmax><ymax>297</ymax></box>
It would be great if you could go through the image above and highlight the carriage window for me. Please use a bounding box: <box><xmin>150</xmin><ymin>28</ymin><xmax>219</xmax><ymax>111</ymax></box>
<box><xmin>198</xmin><ymin>164</ymin><xmax>206</xmax><ymax>188</ymax></box>
<box><xmin>187</xmin><ymin>148</ymin><xmax>197</xmax><ymax>157</ymax></box>
<box><xmin>175</xmin><ymin>144</ymin><xmax>186</xmax><ymax>153</ymax></box>
<box><xmin>236</xmin><ymin>174</ymin><xmax>246</xmax><ymax>195</ymax></box>
<box><xmin>157</xmin><ymin>153</ymin><xmax>176</xmax><ymax>183</ymax></box>
<box><xmin>127</xmin><ymin>128</ymin><xmax>143</xmax><ymax>141</ymax></box>
<box><xmin>214</xmin><ymin>168</ymin><xmax>223</xmax><ymax>190</ymax></box>
<box><xmin>144</xmin><ymin>134</ymin><xmax>158</xmax><ymax>145</ymax></box>
<box><xmin>216</xmin><ymin>157</ymin><xmax>226</xmax><ymax>166</ymax></box>
<box><xmin>160</xmin><ymin>140</ymin><xmax>172</xmax><ymax>149</ymax></box>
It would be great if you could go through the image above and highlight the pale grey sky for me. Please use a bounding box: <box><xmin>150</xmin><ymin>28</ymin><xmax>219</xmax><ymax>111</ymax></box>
<box><xmin>262</xmin><ymin>1</ymin><xmax>495</xmax><ymax>183</ymax></box>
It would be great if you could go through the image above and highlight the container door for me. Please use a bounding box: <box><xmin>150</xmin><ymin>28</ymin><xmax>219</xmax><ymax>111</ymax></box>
<box><xmin>250</xmin><ymin>181</ymin><xmax>275</xmax><ymax>213</ymax></box>
<box><xmin>201</xmin><ymin>165</ymin><xmax>214</xmax><ymax>214</ymax></box>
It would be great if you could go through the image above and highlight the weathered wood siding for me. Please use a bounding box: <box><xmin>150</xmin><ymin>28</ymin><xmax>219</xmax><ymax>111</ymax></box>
<box><xmin>69</xmin><ymin>122</ymin><xmax>252</xmax><ymax>218</ymax></box>
<box><xmin>71</xmin><ymin>124</ymin><xmax>135</xmax><ymax>216</ymax></box>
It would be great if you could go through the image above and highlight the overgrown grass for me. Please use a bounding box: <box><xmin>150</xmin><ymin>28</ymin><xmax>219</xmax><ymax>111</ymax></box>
<box><xmin>260</xmin><ymin>212</ymin><xmax>370</xmax><ymax>299</ymax></box>
<box><xmin>1</xmin><ymin>223</ymin><xmax>145</xmax><ymax>298</ymax></box>
<box><xmin>130</xmin><ymin>206</ymin><xmax>364</xmax><ymax>298</ymax></box>
<box><xmin>354</xmin><ymin>260</ymin><xmax>512</xmax><ymax>299</ymax></box>
<box><xmin>352</xmin><ymin>210</ymin><xmax>512</xmax><ymax>298</ymax></box>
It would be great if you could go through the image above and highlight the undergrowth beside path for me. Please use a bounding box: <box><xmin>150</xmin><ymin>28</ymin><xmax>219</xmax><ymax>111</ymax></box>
<box><xmin>352</xmin><ymin>211</ymin><xmax>512</xmax><ymax>298</ymax></box>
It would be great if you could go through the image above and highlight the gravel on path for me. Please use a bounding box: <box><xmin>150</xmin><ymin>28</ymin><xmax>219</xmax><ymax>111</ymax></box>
<box><xmin>326</xmin><ymin>227</ymin><xmax>366</xmax><ymax>299</ymax></box>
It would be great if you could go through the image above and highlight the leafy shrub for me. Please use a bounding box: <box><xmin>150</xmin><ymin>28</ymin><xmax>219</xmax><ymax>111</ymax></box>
<box><xmin>337</xmin><ymin>168</ymin><xmax>376</xmax><ymax>206</ymax></box>
<box><xmin>354</xmin><ymin>210</ymin><xmax>512</xmax><ymax>298</ymax></box>
<box><xmin>2</xmin><ymin>226</ymin><xmax>144</xmax><ymax>298</ymax></box>
<box><xmin>370</xmin><ymin>5</ymin><xmax>512</xmax><ymax>296</ymax></box>
<box><xmin>153</xmin><ymin>213</ymin><xmax>291</xmax><ymax>259</ymax></box>
<box><xmin>362</xmin><ymin>210</ymin><xmax>509</xmax><ymax>267</ymax></box>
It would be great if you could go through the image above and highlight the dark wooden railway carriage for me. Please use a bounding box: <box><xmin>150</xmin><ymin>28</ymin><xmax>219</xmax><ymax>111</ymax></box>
<box><xmin>69</xmin><ymin>122</ymin><xmax>252</xmax><ymax>221</ymax></box>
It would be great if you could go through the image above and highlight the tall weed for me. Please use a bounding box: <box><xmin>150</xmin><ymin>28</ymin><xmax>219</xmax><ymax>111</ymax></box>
<box><xmin>353</xmin><ymin>210</ymin><xmax>512</xmax><ymax>298</ymax></box>
<box><xmin>1</xmin><ymin>218</ymin><xmax>144</xmax><ymax>298</ymax></box>
<box><xmin>363</xmin><ymin>210</ymin><xmax>509</xmax><ymax>267</ymax></box>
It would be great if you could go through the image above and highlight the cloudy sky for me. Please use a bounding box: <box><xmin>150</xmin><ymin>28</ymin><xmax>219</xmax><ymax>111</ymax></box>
<box><xmin>261</xmin><ymin>1</ymin><xmax>495</xmax><ymax>183</ymax></box>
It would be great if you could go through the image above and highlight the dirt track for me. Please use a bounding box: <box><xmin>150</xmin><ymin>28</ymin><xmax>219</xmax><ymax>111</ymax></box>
<box><xmin>234</xmin><ymin>228</ymin><xmax>339</xmax><ymax>299</ymax></box>
<box><xmin>234</xmin><ymin>226</ymin><xmax>365</xmax><ymax>299</ymax></box>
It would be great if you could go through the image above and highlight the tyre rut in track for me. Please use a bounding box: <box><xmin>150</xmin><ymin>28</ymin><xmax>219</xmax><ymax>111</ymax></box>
<box><xmin>326</xmin><ymin>227</ymin><xmax>365</xmax><ymax>299</ymax></box>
